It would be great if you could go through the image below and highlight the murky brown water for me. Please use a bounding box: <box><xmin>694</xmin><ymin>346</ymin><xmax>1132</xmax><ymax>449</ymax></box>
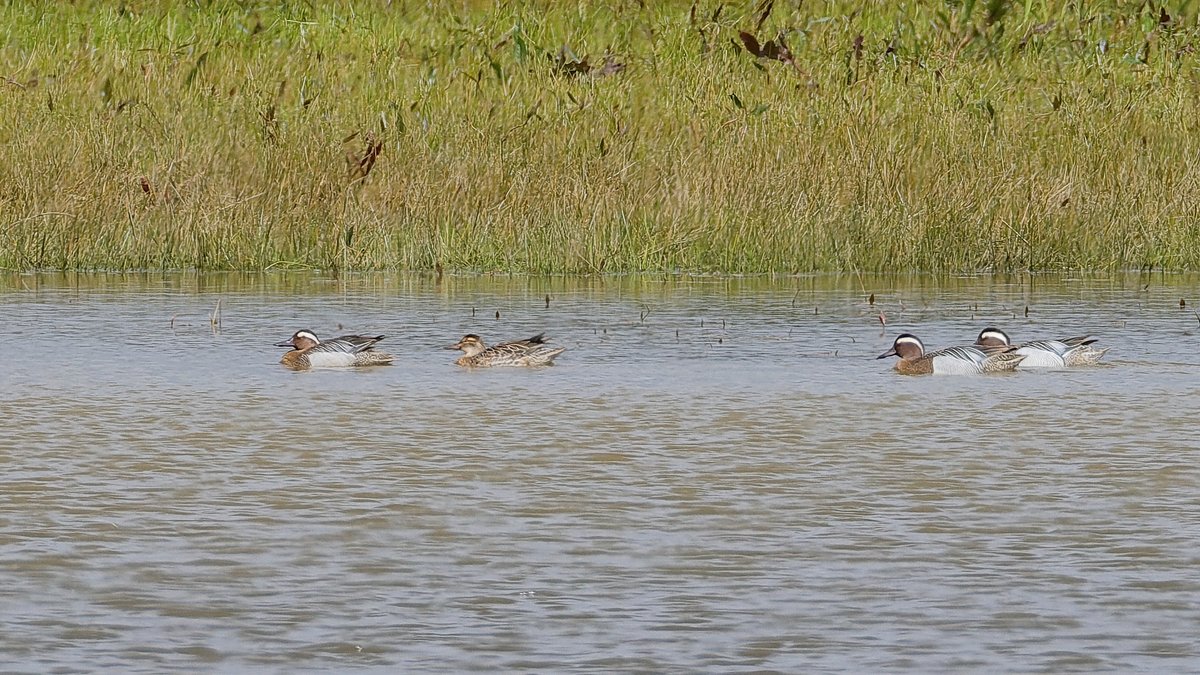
<box><xmin>2</xmin><ymin>271</ymin><xmax>1199</xmax><ymax>672</ymax></box>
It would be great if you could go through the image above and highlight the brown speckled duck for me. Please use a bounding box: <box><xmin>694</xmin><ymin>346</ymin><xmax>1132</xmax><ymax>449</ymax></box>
<box><xmin>445</xmin><ymin>333</ymin><xmax>565</xmax><ymax>368</ymax></box>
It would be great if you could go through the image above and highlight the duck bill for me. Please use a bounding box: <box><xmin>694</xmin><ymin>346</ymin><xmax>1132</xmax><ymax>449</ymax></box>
<box><xmin>443</xmin><ymin>343</ymin><xmax>463</xmax><ymax>351</ymax></box>
<box><xmin>876</xmin><ymin>347</ymin><xmax>897</xmax><ymax>359</ymax></box>
<box><xmin>274</xmin><ymin>340</ymin><xmax>296</xmax><ymax>348</ymax></box>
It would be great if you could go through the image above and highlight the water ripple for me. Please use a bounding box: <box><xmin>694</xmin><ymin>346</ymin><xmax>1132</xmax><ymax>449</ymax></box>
<box><xmin>2</xmin><ymin>272</ymin><xmax>1199</xmax><ymax>672</ymax></box>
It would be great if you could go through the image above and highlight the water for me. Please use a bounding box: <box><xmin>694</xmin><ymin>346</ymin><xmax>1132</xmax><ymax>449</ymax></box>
<box><xmin>2</xmin><ymin>271</ymin><xmax>1199</xmax><ymax>673</ymax></box>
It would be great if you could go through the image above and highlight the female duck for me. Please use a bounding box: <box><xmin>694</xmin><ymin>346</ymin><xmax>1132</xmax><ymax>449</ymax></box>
<box><xmin>975</xmin><ymin>327</ymin><xmax>1107</xmax><ymax>368</ymax></box>
<box><xmin>446</xmin><ymin>333</ymin><xmax>565</xmax><ymax>368</ymax></box>
<box><xmin>877</xmin><ymin>333</ymin><xmax>1024</xmax><ymax>375</ymax></box>
<box><xmin>275</xmin><ymin>330</ymin><xmax>394</xmax><ymax>369</ymax></box>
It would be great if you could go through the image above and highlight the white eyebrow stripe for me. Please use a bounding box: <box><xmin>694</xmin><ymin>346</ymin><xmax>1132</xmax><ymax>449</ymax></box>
<box><xmin>979</xmin><ymin>329</ymin><xmax>1009</xmax><ymax>344</ymax></box>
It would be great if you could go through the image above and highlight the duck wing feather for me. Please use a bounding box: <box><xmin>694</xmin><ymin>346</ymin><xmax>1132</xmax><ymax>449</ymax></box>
<box><xmin>310</xmin><ymin>334</ymin><xmax>385</xmax><ymax>354</ymax></box>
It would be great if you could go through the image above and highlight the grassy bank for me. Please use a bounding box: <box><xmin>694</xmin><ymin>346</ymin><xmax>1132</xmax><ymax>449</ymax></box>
<box><xmin>2</xmin><ymin>1</ymin><xmax>1200</xmax><ymax>273</ymax></box>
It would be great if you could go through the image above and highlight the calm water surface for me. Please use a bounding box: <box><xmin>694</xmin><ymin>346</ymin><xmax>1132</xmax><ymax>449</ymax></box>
<box><xmin>2</xmin><ymin>271</ymin><xmax>1199</xmax><ymax>673</ymax></box>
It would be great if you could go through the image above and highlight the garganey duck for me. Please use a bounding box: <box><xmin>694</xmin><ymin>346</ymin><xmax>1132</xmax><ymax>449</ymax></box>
<box><xmin>445</xmin><ymin>333</ymin><xmax>565</xmax><ymax>368</ymax></box>
<box><xmin>275</xmin><ymin>330</ymin><xmax>394</xmax><ymax>369</ymax></box>
<box><xmin>877</xmin><ymin>333</ymin><xmax>1024</xmax><ymax>375</ymax></box>
<box><xmin>975</xmin><ymin>327</ymin><xmax>1107</xmax><ymax>367</ymax></box>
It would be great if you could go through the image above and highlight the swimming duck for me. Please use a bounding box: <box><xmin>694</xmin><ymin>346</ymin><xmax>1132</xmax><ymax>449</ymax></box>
<box><xmin>877</xmin><ymin>333</ymin><xmax>1024</xmax><ymax>375</ymax></box>
<box><xmin>445</xmin><ymin>333</ymin><xmax>565</xmax><ymax>368</ymax></box>
<box><xmin>974</xmin><ymin>327</ymin><xmax>1107</xmax><ymax>367</ymax></box>
<box><xmin>275</xmin><ymin>330</ymin><xmax>395</xmax><ymax>369</ymax></box>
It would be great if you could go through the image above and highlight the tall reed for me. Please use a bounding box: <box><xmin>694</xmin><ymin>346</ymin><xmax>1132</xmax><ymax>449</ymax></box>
<box><xmin>2</xmin><ymin>1</ymin><xmax>1199</xmax><ymax>273</ymax></box>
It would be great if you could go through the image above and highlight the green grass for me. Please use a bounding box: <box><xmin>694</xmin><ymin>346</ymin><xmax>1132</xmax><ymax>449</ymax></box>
<box><xmin>2</xmin><ymin>0</ymin><xmax>1200</xmax><ymax>273</ymax></box>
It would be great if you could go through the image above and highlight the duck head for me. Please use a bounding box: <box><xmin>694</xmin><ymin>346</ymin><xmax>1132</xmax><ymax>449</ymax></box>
<box><xmin>276</xmin><ymin>329</ymin><xmax>320</xmax><ymax>351</ymax></box>
<box><xmin>975</xmin><ymin>327</ymin><xmax>1011</xmax><ymax>347</ymax></box>
<box><xmin>445</xmin><ymin>334</ymin><xmax>487</xmax><ymax>357</ymax></box>
<box><xmin>877</xmin><ymin>334</ymin><xmax>926</xmax><ymax>360</ymax></box>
